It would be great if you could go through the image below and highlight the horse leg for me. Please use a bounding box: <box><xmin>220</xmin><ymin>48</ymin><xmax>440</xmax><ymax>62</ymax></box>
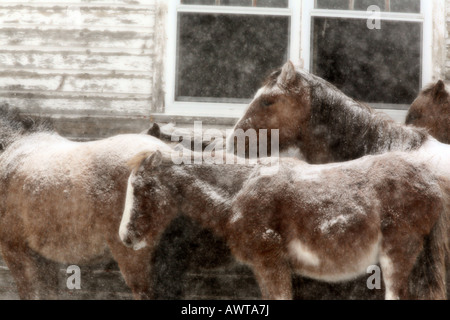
<box><xmin>251</xmin><ymin>259</ymin><xmax>292</xmax><ymax>300</ymax></box>
<box><xmin>379</xmin><ymin>237</ymin><xmax>424</xmax><ymax>300</ymax></box>
<box><xmin>0</xmin><ymin>241</ymin><xmax>54</xmax><ymax>300</ymax></box>
<box><xmin>107</xmin><ymin>239</ymin><xmax>154</xmax><ymax>300</ymax></box>
<box><xmin>34</xmin><ymin>255</ymin><xmax>60</xmax><ymax>300</ymax></box>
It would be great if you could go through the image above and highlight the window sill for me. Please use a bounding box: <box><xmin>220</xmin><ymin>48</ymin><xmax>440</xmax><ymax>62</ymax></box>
<box><xmin>150</xmin><ymin>107</ymin><xmax>407</xmax><ymax>128</ymax></box>
<box><xmin>149</xmin><ymin>113</ymin><xmax>239</xmax><ymax>127</ymax></box>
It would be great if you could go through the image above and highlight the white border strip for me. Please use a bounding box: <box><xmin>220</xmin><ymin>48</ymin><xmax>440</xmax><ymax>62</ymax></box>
<box><xmin>310</xmin><ymin>9</ymin><xmax>423</xmax><ymax>22</ymax></box>
<box><xmin>177</xmin><ymin>4</ymin><xmax>291</xmax><ymax>16</ymax></box>
<box><xmin>421</xmin><ymin>0</ymin><xmax>433</xmax><ymax>86</ymax></box>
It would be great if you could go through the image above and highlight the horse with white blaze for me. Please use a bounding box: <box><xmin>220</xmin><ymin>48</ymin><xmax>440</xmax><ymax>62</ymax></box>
<box><xmin>120</xmin><ymin>150</ymin><xmax>448</xmax><ymax>300</ymax></box>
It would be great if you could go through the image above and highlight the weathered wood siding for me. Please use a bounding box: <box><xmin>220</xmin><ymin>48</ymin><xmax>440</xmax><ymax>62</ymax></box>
<box><xmin>0</xmin><ymin>0</ymin><xmax>158</xmax><ymax>139</ymax></box>
<box><xmin>446</xmin><ymin>0</ymin><xmax>450</xmax><ymax>80</ymax></box>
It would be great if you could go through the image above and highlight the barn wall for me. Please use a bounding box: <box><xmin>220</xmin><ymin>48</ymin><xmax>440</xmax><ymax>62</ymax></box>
<box><xmin>432</xmin><ymin>0</ymin><xmax>446</xmax><ymax>83</ymax></box>
<box><xmin>446</xmin><ymin>0</ymin><xmax>450</xmax><ymax>80</ymax></box>
<box><xmin>1</xmin><ymin>1</ymin><xmax>445</xmax><ymax>138</ymax></box>
<box><xmin>0</xmin><ymin>0</ymin><xmax>158</xmax><ymax>139</ymax></box>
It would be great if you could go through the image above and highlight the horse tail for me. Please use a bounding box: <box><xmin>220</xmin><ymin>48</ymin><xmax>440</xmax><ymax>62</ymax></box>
<box><xmin>410</xmin><ymin>185</ymin><xmax>449</xmax><ymax>300</ymax></box>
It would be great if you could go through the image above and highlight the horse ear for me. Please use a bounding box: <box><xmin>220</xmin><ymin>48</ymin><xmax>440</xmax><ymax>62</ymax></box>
<box><xmin>140</xmin><ymin>150</ymin><xmax>163</xmax><ymax>171</ymax></box>
<box><xmin>147</xmin><ymin>123</ymin><xmax>161</xmax><ymax>138</ymax></box>
<box><xmin>278</xmin><ymin>61</ymin><xmax>297</xmax><ymax>87</ymax></box>
<box><xmin>432</xmin><ymin>80</ymin><xmax>448</xmax><ymax>103</ymax></box>
<box><xmin>434</xmin><ymin>80</ymin><xmax>445</xmax><ymax>93</ymax></box>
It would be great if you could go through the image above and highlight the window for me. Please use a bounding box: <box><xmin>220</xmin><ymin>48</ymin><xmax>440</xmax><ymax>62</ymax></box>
<box><xmin>315</xmin><ymin>0</ymin><xmax>421</xmax><ymax>13</ymax></box>
<box><xmin>165</xmin><ymin>0</ymin><xmax>432</xmax><ymax>117</ymax></box>
<box><xmin>165</xmin><ymin>0</ymin><xmax>301</xmax><ymax>116</ymax></box>
<box><xmin>306</xmin><ymin>0</ymin><xmax>427</xmax><ymax>109</ymax></box>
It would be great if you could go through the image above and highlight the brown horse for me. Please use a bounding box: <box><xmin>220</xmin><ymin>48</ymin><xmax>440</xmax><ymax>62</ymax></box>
<box><xmin>230</xmin><ymin>61</ymin><xmax>450</xmax><ymax>213</ymax></box>
<box><xmin>406</xmin><ymin>80</ymin><xmax>450</xmax><ymax>144</ymax></box>
<box><xmin>230</xmin><ymin>61</ymin><xmax>450</xmax><ymax>297</ymax></box>
<box><xmin>0</xmin><ymin>104</ymin><xmax>172</xmax><ymax>299</ymax></box>
<box><xmin>230</xmin><ymin>61</ymin><xmax>433</xmax><ymax>164</ymax></box>
<box><xmin>119</xmin><ymin>150</ymin><xmax>448</xmax><ymax>300</ymax></box>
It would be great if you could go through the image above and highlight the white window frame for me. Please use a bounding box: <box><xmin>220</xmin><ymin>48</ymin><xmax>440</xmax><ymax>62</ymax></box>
<box><xmin>165</xmin><ymin>0</ymin><xmax>301</xmax><ymax>117</ymax></box>
<box><xmin>164</xmin><ymin>0</ymin><xmax>432</xmax><ymax>119</ymax></box>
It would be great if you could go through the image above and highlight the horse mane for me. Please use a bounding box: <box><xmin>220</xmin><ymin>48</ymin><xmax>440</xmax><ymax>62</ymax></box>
<box><xmin>128</xmin><ymin>151</ymin><xmax>153</xmax><ymax>172</ymax></box>
<box><xmin>0</xmin><ymin>103</ymin><xmax>54</xmax><ymax>151</ymax></box>
<box><xmin>264</xmin><ymin>69</ymin><xmax>282</xmax><ymax>87</ymax></box>
<box><xmin>0</xmin><ymin>103</ymin><xmax>54</xmax><ymax>135</ymax></box>
<box><xmin>127</xmin><ymin>150</ymin><xmax>173</xmax><ymax>173</ymax></box>
<box><xmin>298</xmin><ymin>71</ymin><xmax>428</xmax><ymax>161</ymax></box>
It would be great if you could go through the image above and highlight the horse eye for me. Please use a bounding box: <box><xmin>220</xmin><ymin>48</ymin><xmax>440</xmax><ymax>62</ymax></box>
<box><xmin>261</xmin><ymin>98</ymin><xmax>274</xmax><ymax>108</ymax></box>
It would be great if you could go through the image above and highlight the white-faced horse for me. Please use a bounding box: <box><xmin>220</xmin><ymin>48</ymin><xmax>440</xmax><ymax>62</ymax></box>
<box><xmin>120</xmin><ymin>150</ymin><xmax>448</xmax><ymax>300</ymax></box>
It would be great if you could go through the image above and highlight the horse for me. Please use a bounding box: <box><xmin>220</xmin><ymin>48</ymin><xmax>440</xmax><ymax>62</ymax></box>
<box><xmin>406</xmin><ymin>80</ymin><xmax>450</xmax><ymax>144</ymax></box>
<box><xmin>229</xmin><ymin>61</ymin><xmax>450</xmax><ymax>297</ymax></box>
<box><xmin>119</xmin><ymin>150</ymin><xmax>448</xmax><ymax>300</ymax></box>
<box><xmin>230</xmin><ymin>61</ymin><xmax>450</xmax><ymax>218</ymax></box>
<box><xmin>0</xmin><ymin>104</ymin><xmax>173</xmax><ymax>299</ymax></box>
<box><xmin>230</xmin><ymin>61</ymin><xmax>434</xmax><ymax>163</ymax></box>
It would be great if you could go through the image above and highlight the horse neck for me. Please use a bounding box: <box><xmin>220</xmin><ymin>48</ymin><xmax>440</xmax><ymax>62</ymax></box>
<box><xmin>310</xmin><ymin>87</ymin><xmax>427</xmax><ymax>162</ymax></box>
<box><xmin>170</xmin><ymin>163</ymin><xmax>251</xmax><ymax>231</ymax></box>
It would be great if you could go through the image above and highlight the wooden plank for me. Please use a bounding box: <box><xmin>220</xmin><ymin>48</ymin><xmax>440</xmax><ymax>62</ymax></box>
<box><xmin>0</xmin><ymin>1</ymin><xmax>156</xmax><ymax>6</ymax></box>
<box><xmin>150</xmin><ymin>114</ymin><xmax>239</xmax><ymax>127</ymax></box>
<box><xmin>0</xmin><ymin>5</ymin><xmax>155</xmax><ymax>29</ymax></box>
<box><xmin>0</xmin><ymin>49</ymin><xmax>153</xmax><ymax>72</ymax></box>
<box><xmin>0</xmin><ymin>269</ymin><xmax>20</xmax><ymax>300</ymax></box>
<box><xmin>0</xmin><ymin>27</ymin><xmax>154</xmax><ymax>49</ymax></box>
<box><xmin>57</xmin><ymin>267</ymin><xmax>133</xmax><ymax>300</ymax></box>
<box><xmin>151</xmin><ymin>0</ymin><xmax>166</xmax><ymax>112</ymax></box>
<box><xmin>0</xmin><ymin>266</ymin><xmax>134</xmax><ymax>300</ymax></box>
<box><xmin>0</xmin><ymin>92</ymin><xmax>153</xmax><ymax>117</ymax></box>
<box><xmin>0</xmin><ymin>71</ymin><xmax>152</xmax><ymax>94</ymax></box>
<box><xmin>49</xmin><ymin>116</ymin><xmax>154</xmax><ymax>139</ymax></box>
<box><xmin>184</xmin><ymin>263</ymin><xmax>260</xmax><ymax>300</ymax></box>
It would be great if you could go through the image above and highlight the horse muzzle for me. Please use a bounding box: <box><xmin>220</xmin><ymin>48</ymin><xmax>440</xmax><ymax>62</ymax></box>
<box><xmin>119</xmin><ymin>227</ymin><xmax>148</xmax><ymax>251</ymax></box>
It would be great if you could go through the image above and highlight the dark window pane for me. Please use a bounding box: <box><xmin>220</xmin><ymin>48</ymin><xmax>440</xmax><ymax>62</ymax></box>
<box><xmin>176</xmin><ymin>13</ymin><xmax>289</xmax><ymax>102</ymax></box>
<box><xmin>182</xmin><ymin>0</ymin><xmax>216</xmax><ymax>5</ymax></box>
<box><xmin>182</xmin><ymin>0</ymin><xmax>288</xmax><ymax>8</ymax></box>
<box><xmin>315</xmin><ymin>0</ymin><xmax>351</xmax><ymax>10</ymax></box>
<box><xmin>316</xmin><ymin>0</ymin><xmax>421</xmax><ymax>13</ymax></box>
<box><xmin>252</xmin><ymin>0</ymin><xmax>289</xmax><ymax>7</ymax></box>
<box><xmin>312</xmin><ymin>18</ymin><xmax>421</xmax><ymax>105</ymax></box>
<box><xmin>354</xmin><ymin>0</ymin><xmax>385</xmax><ymax>11</ymax></box>
<box><xmin>221</xmin><ymin>0</ymin><xmax>253</xmax><ymax>6</ymax></box>
<box><xmin>390</xmin><ymin>0</ymin><xmax>421</xmax><ymax>13</ymax></box>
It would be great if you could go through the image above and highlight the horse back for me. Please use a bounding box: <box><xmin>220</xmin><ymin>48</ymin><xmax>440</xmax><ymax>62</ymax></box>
<box><xmin>228</xmin><ymin>153</ymin><xmax>444</xmax><ymax>282</ymax></box>
<box><xmin>0</xmin><ymin>132</ymin><xmax>171</xmax><ymax>263</ymax></box>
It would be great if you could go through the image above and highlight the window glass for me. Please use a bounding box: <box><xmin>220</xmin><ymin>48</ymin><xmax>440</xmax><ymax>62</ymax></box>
<box><xmin>181</xmin><ymin>0</ymin><xmax>289</xmax><ymax>8</ymax></box>
<box><xmin>315</xmin><ymin>0</ymin><xmax>421</xmax><ymax>13</ymax></box>
<box><xmin>176</xmin><ymin>13</ymin><xmax>290</xmax><ymax>102</ymax></box>
<box><xmin>312</xmin><ymin>17</ymin><xmax>422</xmax><ymax>105</ymax></box>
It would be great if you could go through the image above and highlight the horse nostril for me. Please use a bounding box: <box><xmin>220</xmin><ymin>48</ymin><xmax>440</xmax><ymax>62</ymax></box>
<box><xmin>123</xmin><ymin>236</ymin><xmax>133</xmax><ymax>248</ymax></box>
